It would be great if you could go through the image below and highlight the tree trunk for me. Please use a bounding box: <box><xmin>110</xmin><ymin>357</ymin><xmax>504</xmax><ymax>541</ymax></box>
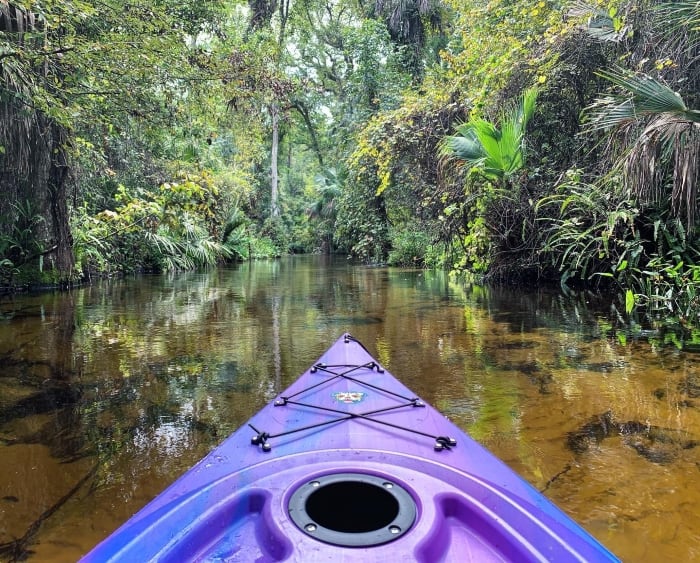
<box><xmin>270</xmin><ymin>103</ymin><xmax>280</xmax><ymax>218</ymax></box>
<box><xmin>0</xmin><ymin>3</ymin><xmax>74</xmax><ymax>287</ymax></box>
<box><xmin>46</xmin><ymin>120</ymin><xmax>74</xmax><ymax>279</ymax></box>
<box><xmin>0</xmin><ymin>102</ymin><xmax>75</xmax><ymax>285</ymax></box>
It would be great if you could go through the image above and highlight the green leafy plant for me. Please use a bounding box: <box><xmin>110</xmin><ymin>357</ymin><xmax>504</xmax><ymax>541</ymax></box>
<box><xmin>387</xmin><ymin>229</ymin><xmax>437</xmax><ymax>267</ymax></box>
<box><xmin>440</xmin><ymin>88</ymin><xmax>538</xmax><ymax>183</ymax></box>
<box><xmin>537</xmin><ymin>172</ymin><xmax>700</xmax><ymax>327</ymax></box>
<box><xmin>222</xmin><ymin>207</ymin><xmax>252</xmax><ymax>261</ymax></box>
<box><xmin>73</xmin><ymin>171</ymin><xmax>232</xmax><ymax>275</ymax></box>
<box><xmin>308</xmin><ymin>168</ymin><xmax>342</xmax><ymax>254</ymax></box>
<box><xmin>0</xmin><ymin>200</ymin><xmax>46</xmax><ymax>269</ymax></box>
<box><xmin>438</xmin><ymin>88</ymin><xmax>539</xmax><ymax>278</ymax></box>
<box><xmin>584</xmin><ymin>70</ymin><xmax>700</xmax><ymax>232</ymax></box>
<box><xmin>247</xmin><ymin>234</ymin><xmax>281</xmax><ymax>259</ymax></box>
<box><xmin>623</xmin><ymin>223</ymin><xmax>700</xmax><ymax>327</ymax></box>
<box><xmin>536</xmin><ymin>172</ymin><xmax>645</xmax><ymax>286</ymax></box>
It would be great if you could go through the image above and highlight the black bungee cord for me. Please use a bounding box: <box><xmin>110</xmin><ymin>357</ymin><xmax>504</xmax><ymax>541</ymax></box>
<box><xmin>250</xmin><ymin>347</ymin><xmax>457</xmax><ymax>453</ymax></box>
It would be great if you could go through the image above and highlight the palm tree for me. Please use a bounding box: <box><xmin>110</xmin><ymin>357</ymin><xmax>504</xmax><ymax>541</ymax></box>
<box><xmin>1</xmin><ymin>3</ymin><xmax>75</xmax><ymax>280</ymax></box>
<box><xmin>308</xmin><ymin>168</ymin><xmax>342</xmax><ymax>253</ymax></box>
<box><xmin>438</xmin><ymin>88</ymin><xmax>539</xmax><ymax>275</ymax></box>
<box><xmin>372</xmin><ymin>0</ymin><xmax>444</xmax><ymax>79</ymax></box>
<box><xmin>585</xmin><ymin>69</ymin><xmax>700</xmax><ymax>231</ymax></box>
<box><xmin>439</xmin><ymin>87</ymin><xmax>538</xmax><ymax>185</ymax></box>
<box><xmin>581</xmin><ymin>0</ymin><xmax>699</xmax><ymax>231</ymax></box>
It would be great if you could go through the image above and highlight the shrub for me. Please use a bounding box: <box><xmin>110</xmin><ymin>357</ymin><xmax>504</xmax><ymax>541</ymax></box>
<box><xmin>388</xmin><ymin>230</ymin><xmax>426</xmax><ymax>267</ymax></box>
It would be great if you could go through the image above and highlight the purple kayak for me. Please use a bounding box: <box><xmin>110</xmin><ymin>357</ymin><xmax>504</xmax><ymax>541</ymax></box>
<box><xmin>83</xmin><ymin>333</ymin><xmax>618</xmax><ymax>562</ymax></box>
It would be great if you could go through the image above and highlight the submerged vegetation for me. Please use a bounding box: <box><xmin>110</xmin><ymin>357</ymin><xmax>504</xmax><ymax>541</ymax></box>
<box><xmin>0</xmin><ymin>0</ymin><xmax>698</xmax><ymax>327</ymax></box>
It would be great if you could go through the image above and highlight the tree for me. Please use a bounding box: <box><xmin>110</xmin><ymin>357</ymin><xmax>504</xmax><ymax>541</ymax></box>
<box><xmin>371</xmin><ymin>0</ymin><xmax>446</xmax><ymax>79</ymax></box>
<box><xmin>238</xmin><ymin>0</ymin><xmax>296</xmax><ymax>220</ymax></box>
<box><xmin>586</xmin><ymin>71</ymin><xmax>699</xmax><ymax>232</ymax></box>
<box><xmin>0</xmin><ymin>3</ymin><xmax>74</xmax><ymax>282</ymax></box>
<box><xmin>223</xmin><ymin>43</ymin><xmax>295</xmax><ymax>220</ymax></box>
<box><xmin>1</xmin><ymin>0</ymin><xmax>231</xmax><ymax>284</ymax></box>
<box><xmin>583</xmin><ymin>0</ymin><xmax>700</xmax><ymax>232</ymax></box>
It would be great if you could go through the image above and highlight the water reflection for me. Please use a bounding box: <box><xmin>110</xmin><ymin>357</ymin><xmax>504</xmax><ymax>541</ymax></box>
<box><xmin>0</xmin><ymin>256</ymin><xmax>698</xmax><ymax>561</ymax></box>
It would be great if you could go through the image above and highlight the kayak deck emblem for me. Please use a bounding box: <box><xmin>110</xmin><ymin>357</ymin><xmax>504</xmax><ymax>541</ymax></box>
<box><xmin>333</xmin><ymin>391</ymin><xmax>366</xmax><ymax>404</ymax></box>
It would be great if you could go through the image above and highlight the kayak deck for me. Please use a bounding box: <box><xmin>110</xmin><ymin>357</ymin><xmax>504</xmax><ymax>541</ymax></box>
<box><xmin>83</xmin><ymin>334</ymin><xmax>618</xmax><ymax>562</ymax></box>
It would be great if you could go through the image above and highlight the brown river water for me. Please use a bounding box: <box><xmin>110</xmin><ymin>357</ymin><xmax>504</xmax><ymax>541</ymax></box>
<box><xmin>0</xmin><ymin>255</ymin><xmax>699</xmax><ymax>561</ymax></box>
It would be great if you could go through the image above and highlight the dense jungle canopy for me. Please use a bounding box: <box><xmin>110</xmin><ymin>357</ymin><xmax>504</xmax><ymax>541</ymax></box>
<box><xmin>0</xmin><ymin>0</ymin><xmax>699</xmax><ymax>326</ymax></box>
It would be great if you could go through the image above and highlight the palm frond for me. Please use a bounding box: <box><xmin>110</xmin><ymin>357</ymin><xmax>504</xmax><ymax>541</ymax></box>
<box><xmin>623</xmin><ymin>117</ymin><xmax>700</xmax><ymax>231</ymax></box>
<box><xmin>144</xmin><ymin>230</ymin><xmax>181</xmax><ymax>256</ymax></box>
<box><xmin>440</xmin><ymin>128</ymin><xmax>487</xmax><ymax>164</ymax></box>
<box><xmin>567</xmin><ymin>1</ymin><xmax>631</xmax><ymax>42</ymax></box>
<box><xmin>595</xmin><ymin>70</ymin><xmax>699</xmax><ymax>123</ymax></box>
<box><xmin>584</xmin><ymin>97</ymin><xmax>639</xmax><ymax>131</ymax></box>
<box><xmin>145</xmin><ymin>214</ymin><xmax>230</xmax><ymax>271</ymax></box>
<box><xmin>518</xmin><ymin>87</ymin><xmax>539</xmax><ymax>128</ymax></box>
<box><xmin>471</xmin><ymin>119</ymin><xmax>504</xmax><ymax>173</ymax></box>
<box><xmin>499</xmin><ymin>119</ymin><xmax>524</xmax><ymax>174</ymax></box>
<box><xmin>606</xmin><ymin>73</ymin><xmax>686</xmax><ymax>113</ymax></box>
<box><xmin>655</xmin><ymin>1</ymin><xmax>700</xmax><ymax>32</ymax></box>
<box><xmin>440</xmin><ymin>87</ymin><xmax>538</xmax><ymax>182</ymax></box>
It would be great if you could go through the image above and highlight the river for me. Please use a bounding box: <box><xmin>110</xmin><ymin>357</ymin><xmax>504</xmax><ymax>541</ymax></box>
<box><xmin>0</xmin><ymin>255</ymin><xmax>698</xmax><ymax>561</ymax></box>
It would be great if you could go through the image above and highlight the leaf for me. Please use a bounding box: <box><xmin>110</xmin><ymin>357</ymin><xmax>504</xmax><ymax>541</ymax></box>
<box><xmin>440</xmin><ymin>87</ymin><xmax>538</xmax><ymax>182</ymax></box>
<box><xmin>590</xmin><ymin>69</ymin><xmax>699</xmax><ymax>128</ymax></box>
<box><xmin>625</xmin><ymin>289</ymin><xmax>635</xmax><ymax>314</ymax></box>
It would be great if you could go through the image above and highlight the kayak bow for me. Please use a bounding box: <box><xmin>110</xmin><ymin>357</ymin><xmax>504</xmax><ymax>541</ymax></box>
<box><xmin>83</xmin><ymin>333</ymin><xmax>618</xmax><ymax>562</ymax></box>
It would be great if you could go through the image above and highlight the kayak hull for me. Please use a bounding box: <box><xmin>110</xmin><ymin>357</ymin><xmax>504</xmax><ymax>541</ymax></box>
<box><xmin>83</xmin><ymin>334</ymin><xmax>618</xmax><ymax>562</ymax></box>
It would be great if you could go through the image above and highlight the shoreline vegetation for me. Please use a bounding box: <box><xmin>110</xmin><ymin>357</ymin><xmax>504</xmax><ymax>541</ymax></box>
<box><xmin>0</xmin><ymin>0</ymin><xmax>698</xmax><ymax>330</ymax></box>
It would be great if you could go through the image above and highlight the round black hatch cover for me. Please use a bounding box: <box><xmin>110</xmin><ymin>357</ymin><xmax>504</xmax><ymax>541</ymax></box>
<box><xmin>288</xmin><ymin>472</ymin><xmax>417</xmax><ymax>547</ymax></box>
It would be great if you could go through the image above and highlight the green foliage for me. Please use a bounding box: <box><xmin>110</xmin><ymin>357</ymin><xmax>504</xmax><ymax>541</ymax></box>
<box><xmin>71</xmin><ymin>208</ymin><xmax>108</xmax><ymax>276</ymax></box>
<box><xmin>387</xmin><ymin>229</ymin><xmax>443</xmax><ymax>268</ymax></box>
<box><xmin>334</xmin><ymin>172</ymin><xmax>389</xmax><ymax>263</ymax></box>
<box><xmin>256</xmin><ymin>217</ymin><xmax>287</xmax><ymax>258</ymax></box>
<box><xmin>144</xmin><ymin>215</ymin><xmax>230</xmax><ymax>271</ymax></box>
<box><xmin>369</xmin><ymin>0</ymin><xmax>445</xmax><ymax>79</ymax></box>
<box><xmin>74</xmin><ymin>172</ymin><xmax>230</xmax><ymax>274</ymax></box>
<box><xmin>306</xmin><ymin>168</ymin><xmax>342</xmax><ymax>253</ymax></box>
<box><xmin>222</xmin><ymin>208</ymin><xmax>252</xmax><ymax>261</ymax></box>
<box><xmin>439</xmin><ymin>0</ymin><xmax>568</xmax><ymax>107</ymax></box>
<box><xmin>536</xmin><ymin>172</ymin><xmax>640</xmax><ymax>284</ymax></box>
<box><xmin>584</xmin><ymin>69</ymin><xmax>700</xmax><ymax>232</ymax></box>
<box><xmin>630</xmin><ymin>255</ymin><xmax>700</xmax><ymax>328</ymax></box>
<box><xmin>344</xmin><ymin>93</ymin><xmax>467</xmax><ymax>268</ymax></box>
<box><xmin>2</xmin><ymin>0</ymin><xmax>699</xmax><ymax>341</ymax></box>
<box><xmin>247</xmin><ymin>235</ymin><xmax>282</xmax><ymax>259</ymax></box>
<box><xmin>537</xmin><ymin>171</ymin><xmax>700</xmax><ymax>326</ymax></box>
<box><xmin>0</xmin><ymin>200</ymin><xmax>46</xmax><ymax>265</ymax></box>
<box><xmin>450</xmin><ymin>195</ymin><xmax>494</xmax><ymax>277</ymax></box>
<box><xmin>568</xmin><ymin>1</ymin><xmax>632</xmax><ymax>43</ymax></box>
<box><xmin>0</xmin><ymin>200</ymin><xmax>48</xmax><ymax>285</ymax></box>
<box><xmin>586</xmin><ymin>70</ymin><xmax>699</xmax><ymax>129</ymax></box>
<box><xmin>344</xmin><ymin>20</ymin><xmax>411</xmax><ymax>117</ymax></box>
<box><xmin>437</xmin><ymin>88</ymin><xmax>539</xmax><ymax>279</ymax></box>
<box><xmin>1</xmin><ymin>0</ymin><xmax>226</xmax><ymax>132</ymax></box>
<box><xmin>440</xmin><ymin>88</ymin><xmax>538</xmax><ymax>182</ymax></box>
